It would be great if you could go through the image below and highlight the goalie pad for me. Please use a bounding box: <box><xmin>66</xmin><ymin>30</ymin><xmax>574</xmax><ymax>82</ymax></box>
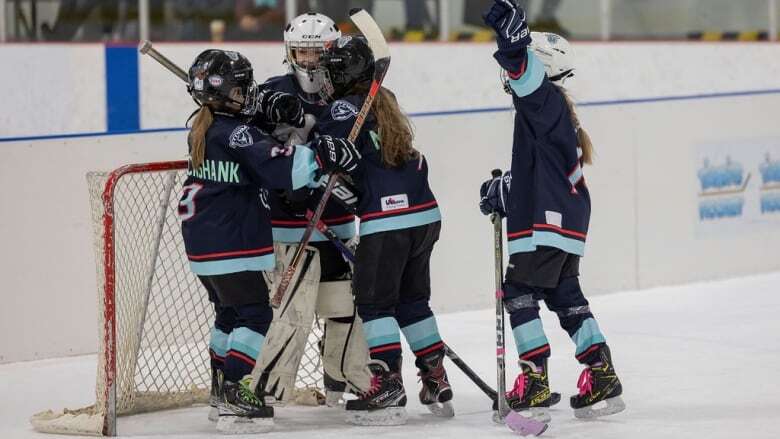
<box><xmin>251</xmin><ymin>243</ymin><xmax>320</xmax><ymax>403</ymax></box>
<box><xmin>317</xmin><ymin>280</ymin><xmax>372</xmax><ymax>393</ymax></box>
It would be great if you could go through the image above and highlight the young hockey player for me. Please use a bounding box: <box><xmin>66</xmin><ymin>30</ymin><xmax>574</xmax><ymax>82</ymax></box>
<box><xmin>479</xmin><ymin>0</ymin><xmax>625</xmax><ymax>421</ymax></box>
<box><xmin>316</xmin><ymin>36</ymin><xmax>453</xmax><ymax>426</ymax></box>
<box><xmin>180</xmin><ymin>48</ymin><xmax>361</xmax><ymax>433</ymax></box>
<box><xmin>248</xmin><ymin>12</ymin><xmax>372</xmax><ymax>406</ymax></box>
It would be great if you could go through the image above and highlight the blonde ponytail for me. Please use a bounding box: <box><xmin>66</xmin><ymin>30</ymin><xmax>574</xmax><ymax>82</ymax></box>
<box><xmin>558</xmin><ymin>86</ymin><xmax>594</xmax><ymax>165</ymax></box>
<box><xmin>188</xmin><ymin>106</ymin><xmax>213</xmax><ymax>170</ymax></box>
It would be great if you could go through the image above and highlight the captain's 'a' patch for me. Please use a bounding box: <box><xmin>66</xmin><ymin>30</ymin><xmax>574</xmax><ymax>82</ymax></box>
<box><xmin>331</xmin><ymin>100</ymin><xmax>358</xmax><ymax>121</ymax></box>
<box><xmin>229</xmin><ymin>125</ymin><xmax>254</xmax><ymax>148</ymax></box>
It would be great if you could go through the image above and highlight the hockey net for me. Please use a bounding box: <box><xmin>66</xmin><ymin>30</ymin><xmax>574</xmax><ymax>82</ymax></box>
<box><xmin>30</xmin><ymin>161</ymin><xmax>324</xmax><ymax>436</ymax></box>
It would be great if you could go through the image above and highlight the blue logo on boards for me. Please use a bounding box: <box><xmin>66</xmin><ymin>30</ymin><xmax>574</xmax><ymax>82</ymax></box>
<box><xmin>759</xmin><ymin>153</ymin><xmax>780</xmax><ymax>214</ymax></box>
<box><xmin>697</xmin><ymin>156</ymin><xmax>748</xmax><ymax>220</ymax></box>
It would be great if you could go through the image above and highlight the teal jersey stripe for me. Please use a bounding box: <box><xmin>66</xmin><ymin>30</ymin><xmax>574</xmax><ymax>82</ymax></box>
<box><xmin>507</xmin><ymin>231</ymin><xmax>586</xmax><ymax>256</ymax></box>
<box><xmin>272</xmin><ymin>221</ymin><xmax>356</xmax><ymax>243</ymax></box>
<box><xmin>508</xmin><ymin>50</ymin><xmax>545</xmax><ymax>98</ymax></box>
<box><xmin>291</xmin><ymin>145</ymin><xmax>319</xmax><ymax>190</ymax></box>
<box><xmin>572</xmin><ymin>318</ymin><xmax>606</xmax><ymax>355</ymax></box>
<box><xmin>512</xmin><ymin>319</ymin><xmax>549</xmax><ymax>355</ymax></box>
<box><xmin>359</xmin><ymin>208</ymin><xmax>441</xmax><ymax>236</ymax></box>
<box><xmin>364</xmin><ymin>317</ymin><xmax>401</xmax><ymax>348</ymax></box>
<box><xmin>401</xmin><ymin>317</ymin><xmax>442</xmax><ymax>352</ymax></box>
<box><xmin>228</xmin><ymin>327</ymin><xmax>265</xmax><ymax>360</ymax></box>
<box><xmin>189</xmin><ymin>254</ymin><xmax>275</xmax><ymax>276</ymax></box>
<box><xmin>508</xmin><ymin>236</ymin><xmax>537</xmax><ymax>254</ymax></box>
<box><xmin>209</xmin><ymin>327</ymin><xmax>229</xmax><ymax>357</ymax></box>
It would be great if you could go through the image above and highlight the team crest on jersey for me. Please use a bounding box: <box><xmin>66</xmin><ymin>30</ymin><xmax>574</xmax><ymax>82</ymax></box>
<box><xmin>229</xmin><ymin>125</ymin><xmax>253</xmax><ymax>148</ymax></box>
<box><xmin>331</xmin><ymin>100</ymin><xmax>358</xmax><ymax>121</ymax></box>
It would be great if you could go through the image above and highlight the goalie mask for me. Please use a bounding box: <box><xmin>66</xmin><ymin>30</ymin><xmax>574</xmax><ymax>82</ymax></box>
<box><xmin>284</xmin><ymin>12</ymin><xmax>342</xmax><ymax>95</ymax></box>
<box><xmin>188</xmin><ymin>49</ymin><xmax>258</xmax><ymax>115</ymax></box>
<box><xmin>319</xmin><ymin>36</ymin><xmax>375</xmax><ymax>101</ymax></box>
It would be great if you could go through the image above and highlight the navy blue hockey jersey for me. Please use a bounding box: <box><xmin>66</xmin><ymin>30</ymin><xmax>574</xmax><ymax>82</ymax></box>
<box><xmin>504</xmin><ymin>49</ymin><xmax>590</xmax><ymax>257</ymax></box>
<box><xmin>260</xmin><ymin>74</ymin><xmax>357</xmax><ymax>243</ymax></box>
<box><xmin>179</xmin><ymin>113</ymin><xmax>319</xmax><ymax>276</ymax></box>
<box><xmin>317</xmin><ymin>94</ymin><xmax>441</xmax><ymax>236</ymax></box>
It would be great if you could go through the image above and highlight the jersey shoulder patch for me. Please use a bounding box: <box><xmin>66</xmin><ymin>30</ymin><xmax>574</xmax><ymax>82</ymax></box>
<box><xmin>229</xmin><ymin>125</ymin><xmax>254</xmax><ymax>148</ymax></box>
<box><xmin>331</xmin><ymin>100</ymin><xmax>358</xmax><ymax>121</ymax></box>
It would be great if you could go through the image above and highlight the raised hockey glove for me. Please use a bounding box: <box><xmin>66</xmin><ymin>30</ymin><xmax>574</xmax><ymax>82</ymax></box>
<box><xmin>479</xmin><ymin>171</ymin><xmax>511</xmax><ymax>217</ymax></box>
<box><xmin>483</xmin><ymin>0</ymin><xmax>531</xmax><ymax>75</ymax></box>
<box><xmin>312</xmin><ymin>135</ymin><xmax>362</xmax><ymax>176</ymax></box>
<box><xmin>258</xmin><ymin>89</ymin><xmax>305</xmax><ymax>128</ymax></box>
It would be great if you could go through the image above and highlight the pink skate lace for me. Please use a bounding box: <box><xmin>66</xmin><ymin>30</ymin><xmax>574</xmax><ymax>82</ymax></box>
<box><xmin>506</xmin><ymin>373</ymin><xmax>527</xmax><ymax>399</ymax></box>
<box><xmin>577</xmin><ymin>368</ymin><xmax>593</xmax><ymax>396</ymax></box>
<box><xmin>361</xmin><ymin>374</ymin><xmax>382</xmax><ymax>399</ymax></box>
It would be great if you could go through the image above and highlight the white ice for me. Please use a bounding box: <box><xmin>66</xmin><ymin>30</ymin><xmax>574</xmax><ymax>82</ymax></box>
<box><xmin>3</xmin><ymin>272</ymin><xmax>780</xmax><ymax>439</ymax></box>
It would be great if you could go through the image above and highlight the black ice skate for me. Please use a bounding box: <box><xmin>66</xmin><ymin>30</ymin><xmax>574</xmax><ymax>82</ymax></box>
<box><xmin>415</xmin><ymin>349</ymin><xmax>454</xmax><ymax>417</ymax></box>
<box><xmin>217</xmin><ymin>374</ymin><xmax>274</xmax><ymax>434</ymax></box>
<box><xmin>569</xmin><ymin>345</ymin><xmax>625</xmax><ymax>419</ymax></box>
<box><xmin>208</xmin><ymin>367</ymin><xmax>220</xmax><ymax>422</ymax></box>
<box><xmin>506</xmin><ymin>359</ymin><xmax>554</xmax><ymax>423</ymax></box>
<box><xmin>345</xmin><ymin>360</ymin><xmax>408</xmax><ymax>426</ymax></box>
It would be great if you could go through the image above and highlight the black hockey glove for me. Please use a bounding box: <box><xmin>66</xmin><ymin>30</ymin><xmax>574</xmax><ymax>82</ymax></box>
<box><xmin>312</xmin><ymin>135</ymin><xmax>362</xmax><ymax>176</ymax></box>
<box><xmin>258</xmin><ymin>89</ymin><xmax>305</xmax><ymax>128</ymax></box>
<box><xmin>483</xmin><ymin>0</ymin><xmax>531</xmax><ymax>74</ymax></box>
<box><xmin>479</xmin><ymin>171</ymin><xmax>511</xmax><ymax>217</ymax></box>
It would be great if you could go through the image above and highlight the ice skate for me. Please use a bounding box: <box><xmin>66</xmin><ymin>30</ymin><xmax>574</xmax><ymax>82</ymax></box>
<box><xmin>506</xmin><ymin>359</ymin><xmax>554</xmax><ymax>423</ymax></box>
<box><xmin>208</xmin><ymin>368</ymin><xmax>220</xmax><ymax>422</ymax></box>
<box><xmin>570</xmin><ymin>346</ymin><xmax>625</xmax><ymax>419</ymax></box>
<box><xmin>416</xmin><ymin>349</ymin><xmax>454</xmax><ymax>418</ymax></box>
<box><xmin>345</xmin><ymin>360</ymin><xmax>408</xmax><ymax>426</ymax></box>
<box><xmin>217</xmin><ymin>374</ymin><xmax>274</xmax><ymax>434</ymax></box>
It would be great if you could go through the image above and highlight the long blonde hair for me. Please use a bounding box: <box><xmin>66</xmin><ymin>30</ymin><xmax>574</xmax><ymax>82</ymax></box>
<box><xmin>368</xmin><ymin>87</ymin><xmax>418</xmax><ymax>167</ymax></box>
<box><xmin>557</xmin><ymin>85</ymin><xmax>593</xmax><ymax>165</ymax></box>
<box><xmin>187</xmin><ymin>105</ymin><xmax>214</xmax><ymax>170</ymax></box>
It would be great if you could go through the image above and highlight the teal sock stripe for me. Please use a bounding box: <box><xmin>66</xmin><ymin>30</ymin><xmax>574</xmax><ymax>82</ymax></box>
<box><xmin>209</xmin><ymin>327</ymin><xmax>229</xmax><ymax>358</ymax></box>
<box><xmin>227</xmin><ymin>327</ymin><xmax>265</xmax><ymax>361</ymax></box>
<box><xmin>401</xmin><ymin>316</ymin><xmax>442</xmax><ymax>352</ymax></box>
<box><xmin>572</xmin><ymin>318</ymin><xmax>606</xmax><ymax>356</ymax></box>
<box><xmin>363</xmin><ymin>317</ymin><xmax>401</xmax><ymax>348</ymax></box>
<box><xmin>512</xmin><ymin>318</ymin><xmax>549</xmax><ymax>355</ymax></box>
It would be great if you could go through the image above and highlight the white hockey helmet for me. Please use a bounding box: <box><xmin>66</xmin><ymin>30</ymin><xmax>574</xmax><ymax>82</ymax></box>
<box><xmin>529</xmin><ymin>32</ymin><xmax>575</xmax><ymax>85</ymax></box>
<box><xmin>284</xmin><ymin>12</ymin><xmax>341</xmax><ymax>94</ymax></box>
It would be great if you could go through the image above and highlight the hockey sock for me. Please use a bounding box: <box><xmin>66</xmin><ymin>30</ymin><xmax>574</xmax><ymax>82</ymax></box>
<box><xmin>225</xmin><ymin>327</ymin><xmax>265</xmax><ymax>382</ymax></box>
<box><xmin>400</xmin><ymin>316</ymin><xmax>444</xmax><ymax>360</ymax></box>
<box><xmin>209</xmin><ymin>327</ymin><xmax>229</xmax><ymax>373</ymax></box>
<box><xmin>363</xmin><ymin>317</ymin><xmax>402</xmax><ymax>371</ymax></box>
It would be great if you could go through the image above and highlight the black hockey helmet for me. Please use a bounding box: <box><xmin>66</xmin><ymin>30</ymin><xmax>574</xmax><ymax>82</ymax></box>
<box><xmin>319</xmin><ymin>35</ymin><xmax>374</xmax><ymax>101</ymax></box>
<box><xmin>187</xmin><ymin>49</ymin><xmax>257</xmax><ymax>115</ymax></box>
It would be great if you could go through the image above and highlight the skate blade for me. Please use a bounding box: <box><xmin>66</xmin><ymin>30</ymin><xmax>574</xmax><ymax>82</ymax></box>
<box><xmin>208</xmin><ymin>406</ymin><xmax>219</xmax><ymax>422</ymax></box>
<box><xmin>424</xmin><ymin>400</ymin><xmax>454</xmax><ymax>418</ymax></box>
<box><xmin>216</xmin><ymin>415</ymin><xmax>274</xmax><ymax>434</ymax></box>
<box><xmin>345</xmin><ymin>407</ymin><xmax>408</xmax><ymax>426</ymax></box>
<box><xmin>573</xmin><ymin>396</ymin><xmax>626</xmax><ymax>420</ymax></box>
<box><xmin>505</xmin><ymin>411</ymin><xmax>548</xmax><ymax>436</ymax></box>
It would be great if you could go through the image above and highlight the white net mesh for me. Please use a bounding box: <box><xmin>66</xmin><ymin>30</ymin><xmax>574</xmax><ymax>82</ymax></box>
<box><xmin>30</xmin><ymin>162</ymin><xmax>324</xmax><ymax>436</ymax></box>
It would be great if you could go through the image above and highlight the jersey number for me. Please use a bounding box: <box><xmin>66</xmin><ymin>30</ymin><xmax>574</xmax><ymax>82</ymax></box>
<box><xmin>178</xmin><ymin>183</ymin><xmax>203</xmax><ymax>221</ymax></box>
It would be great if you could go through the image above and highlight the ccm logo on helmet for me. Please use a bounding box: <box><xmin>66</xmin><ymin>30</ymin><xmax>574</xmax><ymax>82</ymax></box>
<box><xmin>302</xmin><ymin>34</ymin><xmax>322</xmax><ymax>39</ymax></box>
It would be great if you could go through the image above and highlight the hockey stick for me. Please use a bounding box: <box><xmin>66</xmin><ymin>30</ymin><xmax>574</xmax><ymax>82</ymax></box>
<box><xmin>305</xmin><ymin>210</ymin><xmax>356</xmax><ymax>264</ymax></box>
<box><xmin>490</xmin><ymin>168</ymin><xmax>512</xmax><ymax>422</ymax></box>
<box><xmin>444</xmin><ymin>343</ymin><xmax>498</xmax><ymax>402</ymax></box>
<box><xmin>138</xmin><ymin>40</ymin><xmax>188</xmax><ymax>82</ymax></box>
<box><xmin>270</xmin><ymin>8</ymin><xmax>391</xmax><ymax>308</ymax></box>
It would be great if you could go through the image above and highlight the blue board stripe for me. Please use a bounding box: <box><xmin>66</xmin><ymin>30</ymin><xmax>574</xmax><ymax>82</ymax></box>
<box><xmin>3</xmin><ymin>88</ymin><xmax>780</xmax><ymax>143</ymax></box>
<box><xmin>105</xmin><ymin>45</ymin><xmax>140</xmax><ymax>132</ymax></box>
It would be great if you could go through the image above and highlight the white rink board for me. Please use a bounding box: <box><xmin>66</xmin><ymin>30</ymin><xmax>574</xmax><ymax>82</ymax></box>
<box><xmin>1</xmin><ymin>43</ymin><xmax>780</xmax><ymax>363</ymax></box>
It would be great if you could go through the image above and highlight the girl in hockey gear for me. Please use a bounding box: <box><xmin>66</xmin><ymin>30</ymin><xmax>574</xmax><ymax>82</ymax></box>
<box><xmin>181</xmin><ymin>49</ymin><xmax>361</xmax><ymax>433</ymax></box>
<box><xmin>248</xmin><ymin>12</ymin><xmax>373</xmax><ymax>407</ymax></box>
<box><xmin>317</xmin><ymin>36</ymin><xmax>453</xmax><ymax>425</ymax></box>
<box><xmin>480</xmin><ymin>0</ymin><xmax>624</xmax><ymax>421</ymax></box>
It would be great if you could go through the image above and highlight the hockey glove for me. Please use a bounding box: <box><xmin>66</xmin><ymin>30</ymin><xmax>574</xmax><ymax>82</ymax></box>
<box><xmin>258</xmin><ymin>89</ymin><xmax>305</xmax><ymax>128</ymax></box>
<box><xmin>483</xmin><ymin>0</ymin><xmax>531</xmax><ymax>75</ymax></box>
<box><xmin>312</xmin><ymin>135</ymin><xmax>362</xmax><ymax>176</ymax></box>
<box><xmin>479</xmin><ymin>171</ymin><xmax>511</xmax><ymax>217</ymax></box>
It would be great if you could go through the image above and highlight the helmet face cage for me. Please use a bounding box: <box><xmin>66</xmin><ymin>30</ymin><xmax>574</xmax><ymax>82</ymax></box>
<box><xmin>284</xmin><ymin>12</ymin><xmax>341</xmax><ymax>94</ymax></box>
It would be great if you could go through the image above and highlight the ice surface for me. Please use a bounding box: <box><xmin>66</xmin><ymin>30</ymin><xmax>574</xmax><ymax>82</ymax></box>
<box><xmin>2</xmin><ymin>272</ymin><xmax>780</xmax><ymax>438</ymax></box>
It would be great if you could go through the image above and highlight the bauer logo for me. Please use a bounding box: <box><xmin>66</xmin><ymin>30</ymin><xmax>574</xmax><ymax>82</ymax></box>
<box><xmin>331</xmin><ymin>100</ymin><xmax>358</xmax><ymax>121</ymax></box>
<box><xmin>381</xmin><ymin>194</ymin><xmax>409</xmax><ymax>212</ymax></box>
<box><xmin>229</xmin><ymin>125</ymin><xmax>254</xmax><ymax>149</ymax></box>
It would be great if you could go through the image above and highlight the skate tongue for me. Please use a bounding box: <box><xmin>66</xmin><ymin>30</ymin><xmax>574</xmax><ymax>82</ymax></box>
<box><xmin>576</xmin><ymin>368</ymin><xmax>593</xmax><ymax>396</ymax></box>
